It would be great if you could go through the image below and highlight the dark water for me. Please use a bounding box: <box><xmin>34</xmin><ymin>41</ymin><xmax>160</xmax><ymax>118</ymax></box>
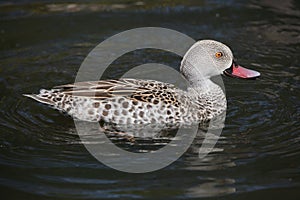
<box><xmin>1</xmin><ymin>0</ymin><xmax>300</xmax><ymax>199</ymax></box>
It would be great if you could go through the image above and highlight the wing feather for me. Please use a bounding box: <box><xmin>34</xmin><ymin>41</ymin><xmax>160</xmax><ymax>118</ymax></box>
<box><xmin>54</xmin><ymin>78</ymin><xmax>180</xmax><ymax>104</ymax></box>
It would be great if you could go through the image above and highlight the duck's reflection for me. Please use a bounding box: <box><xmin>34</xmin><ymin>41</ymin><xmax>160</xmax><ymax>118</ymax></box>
<box><xmin>73</xmin><ymin>118</ymin><xmax>237</xmax><ymax>196</ymax></box>
<box><xmin>184</xmin><ymin>127</ymin><xmax>236</xmax><ymax>171</ymax></box>
<box><xmin>186</xmin><ymin>178</ymin><xmax>236</xmax><ymax>198</ymax></box>
<box><xmin>180</xmin><ymin>122</ymin><xmax>237</xmax><ymax>197</ymax></box>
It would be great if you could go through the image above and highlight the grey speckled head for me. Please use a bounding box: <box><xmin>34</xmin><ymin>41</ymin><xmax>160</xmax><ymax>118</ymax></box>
<box><xmin>180</xmin><ymin>40</ymin><xmax>233</xmax><ymax>81</ymax></box>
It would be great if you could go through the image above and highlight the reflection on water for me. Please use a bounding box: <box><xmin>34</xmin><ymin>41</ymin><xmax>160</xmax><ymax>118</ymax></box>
<box><xmin>0</xmin><ymin>0</ymin><xmax>300</xmax><ymax>199</ymax></box>
<box><xmin>187</xmin><ymin>178</ymin><xmax>236</xmax><ymax>198</ymax></box>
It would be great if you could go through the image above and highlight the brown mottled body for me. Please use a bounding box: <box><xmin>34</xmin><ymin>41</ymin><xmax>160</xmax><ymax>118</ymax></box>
<box><xmin>25</xmin><ymin>79</ymin><xmax>223</xmax><ymax>125</ymax></box>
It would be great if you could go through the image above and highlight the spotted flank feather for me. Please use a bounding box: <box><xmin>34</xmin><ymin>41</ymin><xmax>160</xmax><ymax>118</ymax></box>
<box><xmin>24</xmin><ymin>78</ymin><xmax>224</xmax><ymax>125</ymax></box>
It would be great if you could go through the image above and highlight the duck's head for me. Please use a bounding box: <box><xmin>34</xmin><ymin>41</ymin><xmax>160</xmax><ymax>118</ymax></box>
<box><xmin>180</xmin><ymin>40</ymin><xmax>260</xmax><ymax>82</ymax></box>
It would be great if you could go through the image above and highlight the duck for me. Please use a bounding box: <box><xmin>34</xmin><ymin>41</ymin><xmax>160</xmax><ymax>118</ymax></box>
<box><xmin>24</xmin><ymin>40</ymin><xmax>260</xmax><ymax>125</ymax></box>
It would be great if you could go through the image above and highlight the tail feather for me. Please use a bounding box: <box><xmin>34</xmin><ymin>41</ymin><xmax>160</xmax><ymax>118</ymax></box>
<box><xmin>23</xmin><ymin>94</ymin><xmax>56</xmax><ymax>106</ymax></box>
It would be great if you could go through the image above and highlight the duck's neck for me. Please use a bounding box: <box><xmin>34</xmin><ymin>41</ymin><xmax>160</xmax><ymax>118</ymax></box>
<box><xmin>187</xmin><ymin>77</ymin><xmax>219</xmax><ymax>94</ymax></box>
<box><xmin>187</xmin><ymin>77</ymin><xmax>227</xmax><ymax>116</ymax></box>
<box><xmin>180</xmin><ymin>62</ymin><xmax>226</xmax><ymax>112</ymax></box>
<box><xmin>180</xmin><ymin>61</ymin><xmax>220</xmax><ymax>93</ymax></box>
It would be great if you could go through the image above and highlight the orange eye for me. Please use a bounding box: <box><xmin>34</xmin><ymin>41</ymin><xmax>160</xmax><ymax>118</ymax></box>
<box><xmin>215</xmin><ymin>52</ymin><xmax>223</xmax><ymax>58</ymax></box>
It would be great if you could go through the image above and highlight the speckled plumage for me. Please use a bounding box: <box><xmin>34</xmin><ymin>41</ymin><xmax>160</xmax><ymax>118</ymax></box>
<box><xmin>24</xmin><ymin>40</ymin><xmax>242</xmax><ymax>126</ymax></box>
<box><xmin>25</xmin><ymin>78</ymin><xmax>226</xmax><ymax>125</ymax></box>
